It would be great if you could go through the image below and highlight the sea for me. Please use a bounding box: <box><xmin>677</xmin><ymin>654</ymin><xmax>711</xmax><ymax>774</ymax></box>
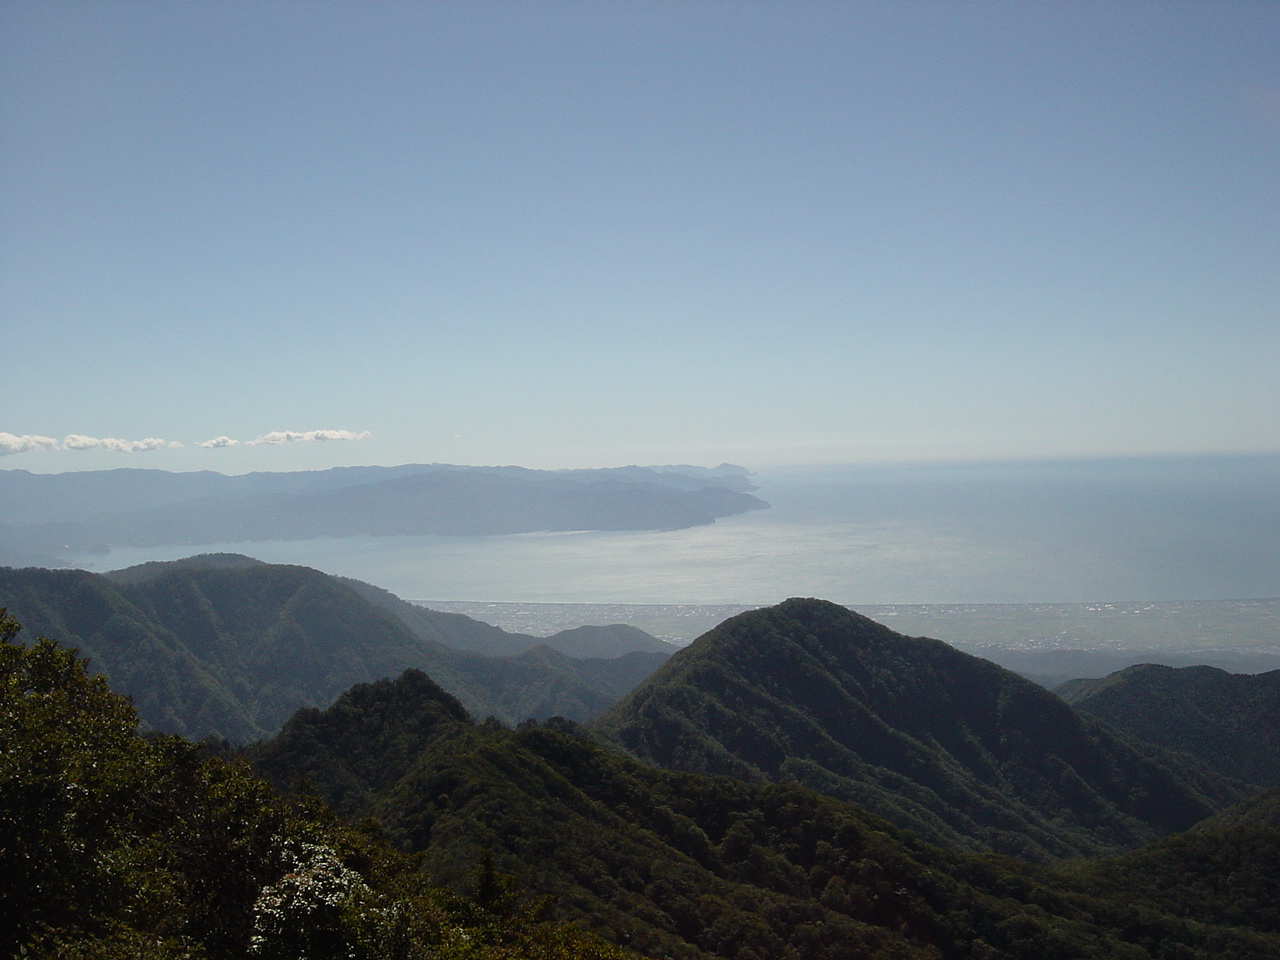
<box><xmin>71</xmin><ymin>453</ymin><xmax>1280</xmax><ymax>651</ymax></box>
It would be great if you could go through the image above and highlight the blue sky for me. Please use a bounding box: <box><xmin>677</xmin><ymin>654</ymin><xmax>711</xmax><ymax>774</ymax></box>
<box><xmin>3</xmin><ymin>1</ymin><xmax>1277</xmax><ymax>474</ymax></box>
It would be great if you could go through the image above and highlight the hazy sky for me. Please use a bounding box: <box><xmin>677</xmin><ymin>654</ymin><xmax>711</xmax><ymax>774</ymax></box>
<box><xmin>3</xmin><ymin>1</ymin><xmax>1277</xmax><ymax>474</ymax></box>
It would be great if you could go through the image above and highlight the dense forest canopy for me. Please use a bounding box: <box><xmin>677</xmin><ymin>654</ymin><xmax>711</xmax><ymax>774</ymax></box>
<box><xmin>1058</xmin><ymin>662</ymin><xmax>1280</xmax><ymax>787</ymax></box>
<box><xmin>4</xmin><ymin>584</ymin><xmax>1280</xmax><ymax>959</ymax></box>
<box><xmin>0</xmin><ymin>607</ymin><xmax>630</xmax><ymax>959</ymax></box>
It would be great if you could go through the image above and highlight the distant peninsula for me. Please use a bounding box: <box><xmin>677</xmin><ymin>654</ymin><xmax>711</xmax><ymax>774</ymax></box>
<box><xmin>0</xmin><ymin>462</ymin><xmax>768</xmax><ymax>567</ymax></box>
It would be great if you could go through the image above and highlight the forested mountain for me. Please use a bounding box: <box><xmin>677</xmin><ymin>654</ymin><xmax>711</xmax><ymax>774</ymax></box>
<box><xmin>1064</xmin><ymin>788</ymin><xmax>1280</xmax><ymax>937</ymax></box>
<box><xmin>253</xmin><ymin>668</ymin><xmax>473</xmax><ymax>815</ymax></box>
<box><xmin>252</xmin><ymin>665</ymin><xmax>1280</xmax><ymax>960</ymax></box>
<box><xmin>1057</xmin><ymin>663</ymin><xmax>1280</xmax><ymax>787</ymax></box>
<box><xmin>590</xmin><ymin>599</ymin><xmax>1246</xmax><ymax>860</ymax></box>
<box><xmin>0</xmin><ymin>557</ymin><xmax>669</xmax><ymax>741</ymax></box>
<box><xmin>0</xmin><ymin>462</ymin><xmax>766</xmax><ymax>565</ymax></box>
<box><xmin>9</xmin><ymin>596</ymin><xmax>1280</xmax><ymax>959</ymax></box>
<box><xmin>0</xmin><ymin>612</ymin><xmax>632</xmax><ymax>960</ymax></box>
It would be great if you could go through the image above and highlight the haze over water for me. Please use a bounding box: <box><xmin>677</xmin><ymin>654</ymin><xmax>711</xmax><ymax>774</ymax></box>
<box><xmin>81</xmin><ymin>454</ymin><xmax>1280</xmax><ymax>609</ymax></box>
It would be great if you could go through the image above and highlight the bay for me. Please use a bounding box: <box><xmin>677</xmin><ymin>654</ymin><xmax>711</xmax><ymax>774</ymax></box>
<box><xmin>71</xmin><ymin>453</ymin><xmax>1280</xmax><ymax>610</ymax></box>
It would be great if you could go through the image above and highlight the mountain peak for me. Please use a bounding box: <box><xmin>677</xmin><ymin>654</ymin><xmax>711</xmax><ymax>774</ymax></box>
<box><xmin>103</xmin><ymin>552</ymin><xmax>266</xmax><ymax>584</ymax></box>
<box><xmin>592</xmin><ymin>598</ymin><xmax>1244</xmax><ymax>859</ymax></box>
<box><xmin>252</xmin><ymin>668</ymin><xmax>471</xmax><ymax>813</ymax></box>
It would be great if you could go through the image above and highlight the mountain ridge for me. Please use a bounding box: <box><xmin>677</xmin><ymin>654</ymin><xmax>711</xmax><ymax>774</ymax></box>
<box><xmin>590</xmin><ymin>598</ymin><xmax>1249</xmax><ymax>859</ymax></box>
<box><xmin>1057</xmin><ymin>662</ymin><xmax>1280</xmax><ymax>787</ymax></box>
<box><xmin>9</xmin><ymin>595</ymin><xmax>1280</xmax><ymax>959</ymax></box>
<box><xmin>0</xmin><ymin>557</ymin><xmax>670</xmax><ymax>741</ymax></box>
<box><xmin>252</xmin><ymin>664</ymin><xmax>1280</xmax><ymax>960</ymax></box>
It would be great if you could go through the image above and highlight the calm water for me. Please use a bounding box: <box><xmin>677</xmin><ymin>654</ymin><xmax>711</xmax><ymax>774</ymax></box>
<box><xmin>75</xmin><ymin>454</ymin><xmax>1280</xmax><ymax>607</ymax></box>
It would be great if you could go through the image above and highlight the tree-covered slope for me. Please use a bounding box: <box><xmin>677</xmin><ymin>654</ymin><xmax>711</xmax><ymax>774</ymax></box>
<box><xmin>419</xmin><ymin>642</ymin><xmax>668</xmax><ymax>730</ymax></box>
<box><xmin>10</xmin><ymin>597</ymin><xmax>1279</xmax><ymax>960</ymax></box>
<box><xmin>1065</xmin><ymin>789</ymin><xmax>1280</xmax><ymax>937</ymax></box>
<box><xmin>253</xmin><ymin>666</ymin><xmax>1280</xmax><ymax>960</ymax></box>
<box><xmin>252</xmin><ymin>668</ymin><xmax>472</xmax><ymax>815</ymax></box>
<box><xmin>0</xmin><ymin>610</ymin><xmax>630</xmax><ymax>960</ymax></box>
<box><xmin>0</xmin><ymin>559</ymin><xmax>668</xmax><ymax>741</ymax></box>
<box><xmin>590</xmin><ymin>598</ymin><xmax>1246</xmax><ymax>860</ymax></box>
<box><xmin>0</xmin><ymin>565</ymin><xmax>271</xmax><ymax>741</ymax></box>
<box><xmin>1056</xmin><ymin>663</ymin><xmax>1280</xmax><ymax>787</ymax></box>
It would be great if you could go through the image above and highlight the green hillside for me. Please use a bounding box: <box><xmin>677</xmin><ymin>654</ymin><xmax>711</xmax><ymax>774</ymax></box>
<box><xmin>1064</xmin><ymin>788</ymin><xmax>1280</xmax><ymax>936</ymax></box>
<box><xmin>253</xmin><ymin>664</ymin><xmax>1280</xmax><ymax>960</ymax></box>
<box><xmin>8</xmin><ymin>600</ymin><xmax>1280</xmax><ymax>960</ymax></box>
<box><xmin>0</xmin><ymin>609</ymin><xmax>630</xmax><ymax>960</ymax></box>
<box><xmin>0</xmin><ymin>558</ymin><xmax>668</xmax><ymax>741</ymax></box>
<box><xmin>1057</xmin><ymin>663</ymin><xmax>1280</xmax><ymax>787</ymax></box>
<box><xmin>590</xmin><ymin>598</ymin><xmax>1245</xmax><ymax>859</ymax></box>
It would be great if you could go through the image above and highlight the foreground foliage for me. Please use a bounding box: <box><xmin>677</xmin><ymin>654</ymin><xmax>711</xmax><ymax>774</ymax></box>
<box><xmin>0</xmin><ymin>610</ymin><xmax>629</xmax><ymax>960</ymax></box>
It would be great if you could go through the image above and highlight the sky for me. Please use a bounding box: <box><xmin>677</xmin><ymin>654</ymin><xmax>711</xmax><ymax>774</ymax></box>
<box><xmin>3</xmin><ymin>1</ymin><xmax>1278</xmax><ymax>475</ymax></box>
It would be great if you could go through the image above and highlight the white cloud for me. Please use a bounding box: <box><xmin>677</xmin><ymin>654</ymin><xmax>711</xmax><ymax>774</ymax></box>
<box><xmin>248</xmin><ymin>429</ymin><xmax>372</xmax><ymax>446</ymax></box>
<box><xmin>63</xmin><ymin>434</ymin><xmax>171</xmax><ymax>453</ymax></box>
<box><xmin>0</xmin><ymin>432</ymin><xmax>59</xmax><ymax>455</ymax></box>
<box><xmin>62</xmin><ymin>434</ymin><xmax>103</xmax><ymax>450</ymax></box>
<box><xmin>8</xmin><ymin>429</ymin><xmax>368</xmax><ymax>454</ymax></box>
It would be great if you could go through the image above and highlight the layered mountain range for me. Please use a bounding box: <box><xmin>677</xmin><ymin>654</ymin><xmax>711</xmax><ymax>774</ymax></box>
<box><xmin>5</xmin><ymin>560</ymin><xmax>1280</xmax><ymax>958</ymax></box>
<box><xmin>249</xmin><ymin>636</ymin><xmax>1280</xmax><ymax>959</ymax></box>
<box><xmin>0</xmin><ymin>555</ymin><xmax>672</xmax><ymax>741</ymax></box>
